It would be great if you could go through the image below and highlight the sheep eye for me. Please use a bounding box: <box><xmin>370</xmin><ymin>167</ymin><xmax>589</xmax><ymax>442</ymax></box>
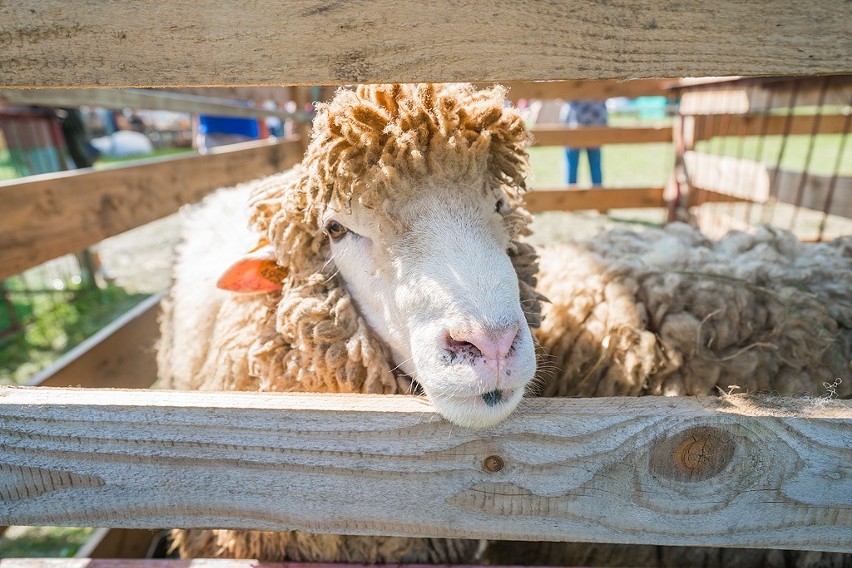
<box><xmin>325</xmin><ymin>220</ymin><xmax>348</xmax><ymax>240</ymax></box>
<box><xmin>495</xmin><ymin>199</ymin><xmax>506</xmax><ymax>213</ymax></box>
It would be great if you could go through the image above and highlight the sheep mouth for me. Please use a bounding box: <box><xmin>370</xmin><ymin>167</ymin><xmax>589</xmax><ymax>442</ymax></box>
<box><xmin>441</xmin><ymin>388</ymin><xmax>518</xmax><ymax>408</ymax></box>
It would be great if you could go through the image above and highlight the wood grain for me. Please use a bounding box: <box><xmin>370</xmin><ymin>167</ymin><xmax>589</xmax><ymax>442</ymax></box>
<box><xmin>0</xmin><ymin>139</ymin><xmax>302</xmax><ymax>279</ymax></box>
<box><xmin>1</xmin><ymin>1</ymin><xmax>849</xmax><ymax>87</ymax></box>
<box><xmin>1</xmin><ymin>388</ymin><xmax>849</xmax><ymax>551</ymax></box>
<box><xmin>27</xmin><ymin>294</ymin><xmax>162</xmax><ymax>389</ymax></box>
<box><xmin>524</xmin><ymin>188</ymin><xmax>665</xmax><ymax>212</ymax></box>
<box><xmin>0</xmin><ymin>89</ymin><xmax>295</xmax><ymax>120</ymax></box>
<box><xmin>684</xmin><ymin>151</ymin><xmax>852</xmax><ymax>218</ymax></box>
<box><xmin>679</xmin><ymin>79</ymin><xmax>852</xmax><ymax>114</ymax></box>
<box><xmin>489</xmin><ymin>79</ymin><xmax>675</xmax><ymax>102</ymax></box>
<box><xmin>1</xmin><ymin>561</ymin><xmax>465</xmax><ymax>568</ymax></box>
<box><xmin>694</xmin><ymin>113</ymin><xmax>851</xmax><ymax>140</ymax></box>
<box><xmin>531</xmin><ymin>126</ymin><xmax>672</xmax><ymax>147</ymax></box>
<box><xmin>74</xmin><ymin>528</ymin><xmax>162</xmax><ymax>560</ymax></box>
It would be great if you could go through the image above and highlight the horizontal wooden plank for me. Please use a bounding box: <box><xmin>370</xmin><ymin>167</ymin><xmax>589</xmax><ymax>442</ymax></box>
<box><xmin>524</xmin><ymin>188</ymin><xmax>665</xmax><ymax>212</ymax></box>
<box><xmin>1</xmin><ymin>388</ymin><xmax>849</xmax><ymax>551</ymax></box>
<box><xmin>74</xmin><ymin>528</ymin><xmax>161</xmax><ymax>560</ymax></box>
<box><xmin>2</xmin><ymin>1</ymin><xmax>850</xmax><ymax>87</ymax></box>
<box><xmin>684</xmin><ymin>151</ymin><xmax>852</xmax><ymax>218</ymax></box>
<box><xmin>0</xmin><ymin>138</ymin><xmax>302</xmax><ymax>278</ymax></box>
<box><xmin>531</xmin><ymin>126</ymin><xmax>672</xmax><ymax>146</ymax></box>
<box><xmin>679</xmin><ymin>78</ymin><xmax>852</xmax><ymax>114</ymax></box>
<box><xmin>1</xmin><ymin>561</ymin><xmax>498</xmax><ymax>568</ymax></box>
<box><xmin>694</xmin><ymin>113</ymin><xmax>850</xmax><ymax>139</ymax></box>
<box><xmin>0</xmin><ymin>89</ymin><xmax>295</xmax><ymax>119</ymax></box>
<box><xmin>27</xmin><ymin>294</ymin><xmax>162</xmax><ymax>388</ymax></box>
<box><xmin>490</xmin><ymin>79</ymin><xmax>675</xmax><ymax>101</ymax></box>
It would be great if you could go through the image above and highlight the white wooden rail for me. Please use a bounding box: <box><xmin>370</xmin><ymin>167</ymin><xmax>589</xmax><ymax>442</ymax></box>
<box><xmin>1</xmin><ymin>388</ymin><xmax>850</xmax><ymax>552</ymax></box>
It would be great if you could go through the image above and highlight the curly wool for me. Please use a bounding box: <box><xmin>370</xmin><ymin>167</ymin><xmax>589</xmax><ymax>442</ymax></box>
<box><xmin>160</xmin><ymin>83</ymin><xmax>539</xmax><ymax>562</ymax></box>
<box><xmin>534</xmin><ymin>223</ymin><xmax>851</xmax><ymax>399</ymax></box>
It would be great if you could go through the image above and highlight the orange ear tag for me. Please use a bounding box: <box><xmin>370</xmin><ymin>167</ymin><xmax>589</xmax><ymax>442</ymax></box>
<box><xmin>217</xmin><ymin>242</ymin><xmax>286</xmax><ymax>294</ymax></box>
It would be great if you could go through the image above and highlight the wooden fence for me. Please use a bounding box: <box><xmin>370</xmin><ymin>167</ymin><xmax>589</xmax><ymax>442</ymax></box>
<box><xmin>1</xmin><ymin>0</ymin><xmax>850</xmax><ymax>563</ymax></box>
<box><xmin>668</xmin><ymin>76</ymin><xmax>852</xmax><ymax>237</ymax></box>
<box><xmin>1</xmin><ymin>388</ymin><xmax>850</xmax><ymax>551</ymax></box>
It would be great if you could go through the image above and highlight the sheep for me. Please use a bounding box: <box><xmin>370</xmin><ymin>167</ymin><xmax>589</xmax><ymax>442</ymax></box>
<box><xmin>158</xmin><ymin>83</ymin><xmax>851</xmax><ymax>566</ymax></box>
<box><xmin>533</xmin><ymin>223</ymin><xmax>851</xmax><ymax>400</ymax></box>
<box><xmin>159</xmin><ymin>82</ymin><xmax>542</xmax><ymax>563</ymax></box>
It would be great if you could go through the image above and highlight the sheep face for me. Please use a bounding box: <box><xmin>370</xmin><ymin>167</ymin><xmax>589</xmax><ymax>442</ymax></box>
<box><xmin>324</xmin><ymin>183</ymin><xmax>537</xmax><ymax>428</ymax></box>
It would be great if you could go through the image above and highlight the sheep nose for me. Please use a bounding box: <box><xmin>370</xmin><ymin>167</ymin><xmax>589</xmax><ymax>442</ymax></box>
<box><xmin>446</xmin><ymin>323</ymin><xmax>519</xmax><ymax>363</ymax></box>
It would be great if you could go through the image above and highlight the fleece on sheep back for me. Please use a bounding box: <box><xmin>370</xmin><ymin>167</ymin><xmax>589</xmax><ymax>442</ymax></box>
<box><xmin>534</xmin><ymin>223</ymin><xmax>851</xmax><ymax>399</ymax></box>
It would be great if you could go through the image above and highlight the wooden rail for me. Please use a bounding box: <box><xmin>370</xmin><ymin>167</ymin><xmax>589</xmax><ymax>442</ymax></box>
<box><xmin>679</xmin><ymin>77</ymin><xmax>852</xmax><ymax>114</ymax></box>
<box><xmin>0</xmin><ymin>89</ymin><xmax>295</xmax><ymax>119</ymax></box>
<box><xmin>531</xmin><ymin>126</ymin><xmax>672</xmax><ymax>147</ymax></box>
<box><xmin>0</xmin><ymin>138</ymin><xmax>302</xmax><ymax>279</ymax></box>
<box><xmin>694</xmin><ymin>113</ymin><xmax>851</xmax><ymax>140</ymax></box>
<box><xmin>524</xmin><ymin>188</ymin><xmax>665</xmax><ymax>212</ymax></box>
<box><xmin>493</xmin><ymin>79</ymin><xmax>674</xmax><ymax>101</ymax></box>
<box><xmin>684</xmin><ymin>151</ymin><xmax>852</xmax><ymax>218</ymax></box>
<box><xmin>1</xmin><ymin>388</ymin><xmax>849</xmax><ymax>552</ymax></box>
<box><xmin>1</xmin><ymin>1</ymin><xmax>849</xmax><ymax>87</ymax></box>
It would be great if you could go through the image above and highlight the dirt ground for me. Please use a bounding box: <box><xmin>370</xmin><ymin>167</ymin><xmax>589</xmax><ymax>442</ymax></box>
<box><xmin>95</xmin><ymin>214</ymin><xmax>182</xmax><ymax>294</ymax></box>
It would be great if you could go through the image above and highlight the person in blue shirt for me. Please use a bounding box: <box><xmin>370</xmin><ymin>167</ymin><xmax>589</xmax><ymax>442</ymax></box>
<box><xmin>560</xmin><ymin>100</ymin><xmax>608</xmax><ymax>186</ymax></box>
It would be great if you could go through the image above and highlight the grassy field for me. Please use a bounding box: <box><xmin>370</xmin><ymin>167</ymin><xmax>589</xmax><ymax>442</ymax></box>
<box><xmin>527</xmin><ymin>143</ymin><xmax>674</xmax><ymax>189</ymax></box>
<box><xmin>0</xmin><ymin>284</ymin><xmax>148</xmax><ymax>385</ymax></box>
<box><xmin>0</xmin><ymin>527</ymin><xmax>94</xmax><ymax>558</ymax></box>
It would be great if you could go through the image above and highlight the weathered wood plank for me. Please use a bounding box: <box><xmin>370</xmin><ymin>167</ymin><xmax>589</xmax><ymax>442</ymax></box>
<box><xmin>2</xmin><ymin>562</ymin><xmax>473</xmax><ymax>568</ymax></box>
<box><xmin>531</xmin><ymin>126</ymin><xmax>672</xmax><ymax>146</ymax></box>
<box><xmin>0</xmin><ymin>89</ymin><xmax>294</xmax><ymax>120</ymax></box>
<box><xmin>490</xmin><ymin>79</ymin><xmax>674</xmax><ymax>101</ymax></box>
<box><xmin>524</xmin><ymin>188</ymin><xmax>665</xmax><ymax>212</ymax></box>
<box><xmin>27</xmin><ymin>294</ymin><xmax>162</xmax><ymax>388</ymax></box>
<box><xmin>0</xmin><ymin>139</ymin><xmax>302</xmax><ymax>279</ymax></box>
<box><xmin>679</xmin><ymin>78</ymin><xmax>852</xmax><ymax>114</ymax></box>
<box><xmin>694</xmin><ymin>113</ymin><xmax>850</xmax><ymax>140</ymax></box>
<box><xmin>684</xmin><ymin>151</ymin><xmax>852</xmax><ymax>218</ymax></box>
<box><xmin>1</xmin><ymin>388</ymin><xmax>849</xmax><ymax>551</ymax></box>
<box><xmin>74</xmin><ymin>528</ymin><xmax>161</xmax><ymax>560</ymax></box>
<box><xmin>1</xmin><ymin>1</ymin><xmax>850</xmax><ymax>87</ymax></box>
<box><xmin>0</xmin><ymin>562</ymin><xmax>529</xmax><ymax>568</ymax></box>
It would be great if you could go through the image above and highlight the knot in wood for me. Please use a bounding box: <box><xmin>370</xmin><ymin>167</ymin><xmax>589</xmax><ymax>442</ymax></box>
<box><xmin>484</xmin><ymin>454</ymin><xmax>504</xmax><ymax>472</ymax></box>
<box><xmin>649</xmin><ymin>425</ymin><xmax>735</xmax><ymax>482</ymax></box>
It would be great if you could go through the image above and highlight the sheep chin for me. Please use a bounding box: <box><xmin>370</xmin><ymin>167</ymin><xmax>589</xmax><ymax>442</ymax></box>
<box><xmin>425</xmin><ymin>386</ymin><xmax>525</xmax><ymax>429</ymax></box>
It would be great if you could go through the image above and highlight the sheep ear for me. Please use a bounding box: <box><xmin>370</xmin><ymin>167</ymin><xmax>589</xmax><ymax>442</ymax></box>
<box><xmin>216</xmin><ymin>243</ymin><xmax>285</xmax><ymax>294</ymax></box>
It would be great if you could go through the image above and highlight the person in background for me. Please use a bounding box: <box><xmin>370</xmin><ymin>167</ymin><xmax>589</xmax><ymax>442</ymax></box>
<box><xmin>560</xmin><ymin>100</ymin><xmax>608</xmax><ymax>186</ymax></box>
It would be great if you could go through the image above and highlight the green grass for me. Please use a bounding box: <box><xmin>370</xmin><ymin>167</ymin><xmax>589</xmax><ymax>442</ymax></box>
<box><xmin>0</xmin><ymin>284</ymin><xmax>148</xmax><ymax>385</ymax></box>
<box><xmin>0</xmin><ymin>527</ymin><xmax>95</xmax><ymax>558</ymax></box>
<box><xmin>528</xmin><ymin>143</ymin><xmax>674</xmax><ymax>189</ymax></box>
<box><xmin>0</xmin><ymin>148</ymin><xmax>21</xmax><ymax>181</ymax></box>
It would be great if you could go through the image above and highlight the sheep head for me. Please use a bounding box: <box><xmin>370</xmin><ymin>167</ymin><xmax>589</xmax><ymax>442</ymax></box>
<box><xmin>248</xmin><ymin>84</ymin><xmax>541</xmax><ymax>428</ymax></box>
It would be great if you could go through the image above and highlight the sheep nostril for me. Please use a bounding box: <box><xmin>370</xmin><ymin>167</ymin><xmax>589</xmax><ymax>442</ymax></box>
<box><xmin>446</xmin><ymin>336</ymin><xmax>482</xmax><ymax>357</ymax></box>
<box><xmin>482</xmin><ymin>389</ymin><xmax>503</xmax><ymax>407</ymax></box>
